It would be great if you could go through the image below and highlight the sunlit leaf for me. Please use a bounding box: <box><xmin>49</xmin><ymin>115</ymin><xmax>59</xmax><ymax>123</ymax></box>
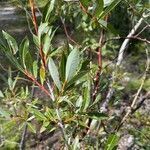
<box><xmin>43</xmin><ymin>34</ymin><xmax>51</xmax><ymax>55</ymax></box>
<box><xmin>65</xmin><ymin>48</ymin><xmax>80</xmax><ymax>82</ymax></box>
<box><xmin>33</xmin><ymin>61</ymin><xmax>38</xmax><ymax>78</ymax></box>
<box><xmin>2</xmin><ymin>31</ymin><xmax>18</xmax><ymax>54</ymax></box>
<box><xmin>48</xmin><ymin>57</ymin><xmax>62</xmax><ymax>90</ymax></box>
<box><xmin>40</xmin><ymin>66</ymin><xmax>46</xmax><ymax>85</ymax></box>
<box><xmin>38</xmin><ymin>23</ymin><xmax>49</xmax><ymax>42</ymax></box>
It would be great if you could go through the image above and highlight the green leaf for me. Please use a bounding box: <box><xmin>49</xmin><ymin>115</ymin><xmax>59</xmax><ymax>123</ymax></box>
<box><xmin>38</xmin><ymin>23</ymin><xmax>49</xmax><ymax>42</ymax></box>
<box><xmin>2</xmin><ymin>31</ymin><xmax>18</xmax><ymax>54</ymax></box>
<box><xmin>65</xmin><ymin>48</ymin><xmax>80</xmax><ymax>82</ymax></box>
<box><xmin>60</xmin><ymin>51</ymin><xmax>67</xmax><ymax>82</ymax></box>
<box><xmin>94</xmin><ymin>0</ymin><xmax>104</xmax><ymax>17</ymax></box>
<box><xmin>27</xmin><ymin>122</ymin><xmax>36</xmax><ymax>134</ymax></box>
<box><xmin>48</xmin><ymin>57</ymin><xmax>62</xmax><ymax>90</ymax></box>
<box><xmin>4</xmin><ymin>50</ymin><xmax>23</xmax><ymax>71</ymax></box>
<box><xmin>32</xmin><ymin>34</ymin><xmax>39</xmax><ymax>48</ymax></box>
<box><xmin>98</xmin><ymin>19</ymin><xmax>107</xmax><ymax>28</ymax></box>
<box><xmin>26</xmin><ymin>53</ymin><xmax>33</xmax><ymax>73</ymax></box>
<box><xmin>82</xmin><ymin>78</ymin><xmax>91</xmax><ymax>111</ymax></box>
<box><xmin>29</xmin><ymin>108</ymin><xmax>47</xmax><ymax>121</ymax></box>
<box><xmin>100</xmin><ymin>0</ymin><xmax>121</xmax><ymax>18</ymax></box>
<box><xmin>104</xmin><ymin>134</ymin><xmax>119</xmax><ymax>150</ymax></box>
<box><xmin>43</xmin><ymin>34</ymin><xmax>51</xmax><ymax>55</ymax></box>
<box><xmin>66</xmin><ymin>71</ymin><xmax>88</xmax><ymax>89</ymax></box>
<box><xmin>45</xmin><ymin>0</ymin><xmax>55</xmax><ymax>22</ymax></box>
<box><xmin>33</xmin><ymin>61</ymin><xmax>38</xmax><ymax>78</ymax></box>
<box><xmin>83</xmin><ymin>112</ymin><xmax>108</xmax><ymax>120</ymax></box>
<box><xmin>19</xmin><ymin>37</ymin><xmax>29</xmax><ymax>69</ymax></box>
<box><xmin>40</xmin><ymin>66</ymin><xmax>46</xmax><ymax>85</ymax></box>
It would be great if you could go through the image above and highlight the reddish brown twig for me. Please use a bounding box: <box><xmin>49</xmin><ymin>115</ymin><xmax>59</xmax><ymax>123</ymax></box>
<box><xmin>28</xmin><ymin>0</ymin><xmax>38</xmax><ymax>35</ymax></box>
<box><xmin>60</xmin><ymin>17</ymin><xmax>80</xmax><ymax>47</ymax></box>
<box><xmin>24</xmin><ymin>70</ymin><xmax>51</xmax><ymax>97</ymax></box>
<box><xmin>28</xmin><ymin>0</ymin><xmax>47</xmax><ymax>68</ymax></box>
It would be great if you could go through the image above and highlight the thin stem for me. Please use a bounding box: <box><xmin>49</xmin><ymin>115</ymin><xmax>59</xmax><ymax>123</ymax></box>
<box><xmin>24</xmin><ymin>70</ymin><xmax>51</xmax><ymax>97</ymax></box>
<box><xmin>19</xmin><ymin>123</ymin><xmax>28</xmax><ymax>150</ymax></box>
<box><xmin>28</xmin><ymin>0</ymin><xmax>46</xmax><ymax>68</ymax></box>
<box><xmin>100</xmin><ymin>15</ymin><xmax>145</xmax><ymax>112</ymax></box>
<box><xmin>116</xmin><ymin>48</ymin><xmax>149</xmax><ymax>131</ymax></box>
<box><xmin>28</xmin><ymin>0</ymin><xmax>38</xmax><ymax>35</ymax></box>
<box><xmin>55</xmin><ymin>108</ymin><xmax>70</xmax><ymax>149</ymax></box>
<box><xmin>60</xmin><ymin>17</ymin><xmax>80</xmax><ymax>47</ymax></box>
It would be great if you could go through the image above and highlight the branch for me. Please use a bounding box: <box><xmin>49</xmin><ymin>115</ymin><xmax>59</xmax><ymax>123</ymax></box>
<box><xmin>131</xmin><ymin>91</ymin><xmax>150</xmax><ymax>114</ymax></box>
<box><xmin>116</xmin><ymin>17</ymin><xmax>144</xmax><ymax>66</ymax></box>
<box><xmin>103</xmin><ymin>36</ymin><xmax>150</xmax><ymax>45</ymax></box>
<box><xmin>100</xmin><ymin>15</ymin><xmax>145</xmax><ymax>112</ymax></box>
<box><xmin>60</xmin><ymin>17</ymin><xmax>80</xmax><ymax>47</ymax></box>
<box><xmin>135</xmin><ymin>25</ymin><xmax>150</xmax><ymax>37</ymax></box>
<box><xmin>28</xmin><ymin>0</ymin><xmax>38</xmax><ymax>35</ymax></box>
<box><xmin>19</xmin><ymin>123</ymin><xmax>28</xmax><ymax>150</ymax></box>
<box><xmin>28</xmin><ymin>0</ymin><xmax>46</xmax><ymax>68</ymax></box>
<box><xmin>116</xmin><ymin>48</ymin><xmax>149</xmax><ymax>131</ymax></box>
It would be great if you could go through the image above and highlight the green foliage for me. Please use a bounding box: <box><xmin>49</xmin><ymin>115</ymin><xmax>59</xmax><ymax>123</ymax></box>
<box><xmin>0</xmin><ymin>0</ymin><xmax>149</xmax><ymax>149</ymax></box>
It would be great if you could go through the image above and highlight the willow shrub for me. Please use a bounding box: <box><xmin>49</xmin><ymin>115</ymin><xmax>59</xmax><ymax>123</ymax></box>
<box><xmin>0</xmin><ymin>0</ymin><xmax>147</xmax><ymax>149</ymax></box>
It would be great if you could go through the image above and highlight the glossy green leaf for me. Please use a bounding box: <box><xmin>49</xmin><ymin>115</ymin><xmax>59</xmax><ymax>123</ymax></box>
<box><xmin>2</xmin><ymin>30</ymin><xmax>18</xmax><ymax>54</ymax></box>
<box><xmin>65</xmin><ymin>48</ymin><xmax>80</xmax><ymax>82</ymax></box>
<box><xmin>104</xmin><ymin>134</ymin><xmax>119</xmax><ymax>150</ymax></box>
<box><xmin>94</xmin><ymin>0</ymin><xmax>104</xmax><ymax>17</ymax></box>
<box><xmin>48</xmin><ymin>57</ymin><xmax>62</xmax><ymax>90</ymax></box>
